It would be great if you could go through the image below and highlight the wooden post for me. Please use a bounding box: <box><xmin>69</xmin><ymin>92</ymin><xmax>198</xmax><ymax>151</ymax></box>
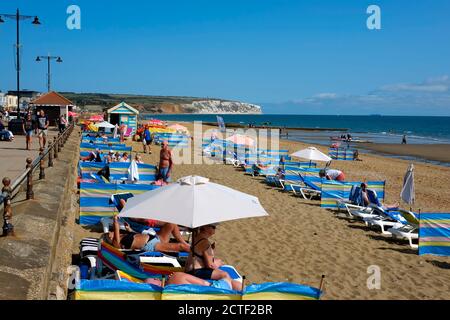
<box><xmin>318</xmin><ymin>275</ymin><xmax>326</xmax><ymax>299</ymax></box>
<box><xmin>53</xmin><ymin>137</ymin><xmax>58</xmax><ymax>159</ymax></box>
<box><xmin>39</xmin><ymin>148</ymin><xmax>45</xmax><ymax>180</ymax></box>
<box><xmin>241</xmin><ymin>275</ymin><xmax>246</xmax><ymax>293</ymax></box>
<box><xmin>48</xmin><ymin>144</ymin><xmax>54</xmax><ymax>167</ymax></box>
<box><xmin>26</xmin><ymin>158</ymin><xmax>34</xmax><ymax>200</ymax></box>
<box><xmin>2</xmin><ymin>177</ymin><xmax>14</xmax><ymax>236</ymax></box>
<box><xmin>57</xmin><ymin>134</ymin><xmax>62</xmax><ymax>152</ymax></box>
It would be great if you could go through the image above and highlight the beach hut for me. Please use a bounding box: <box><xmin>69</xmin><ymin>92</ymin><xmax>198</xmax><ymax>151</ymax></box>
<box><xmin>107</xmin><ymin>102</ymin><xmax>139</xmax><ymax>134</ymax></box>
<box><xmin>29</xmin><ymin>91</ymin><xmax>76</xmax><ymax>125</ymax></box>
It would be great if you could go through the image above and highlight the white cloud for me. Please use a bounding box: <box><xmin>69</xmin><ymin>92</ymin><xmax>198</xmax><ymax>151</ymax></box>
<box><xmin>263</xmin><ymin>75</ymin><xmax>450</xmax><ymax>115</ymax></box>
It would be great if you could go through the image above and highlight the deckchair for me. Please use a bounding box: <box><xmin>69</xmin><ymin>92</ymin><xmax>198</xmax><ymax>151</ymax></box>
<box><xmin>341</xmin><ymin>188</ymin><xmax>382</xmax><ymax>219</ymax></box>
<box><xmin>322</xmin><ymin>180</ymin><xmax>386</xmax><ymax>211</ymax></box>
<box><xmin>418</xmin><ymin>212</ymin><xmax>450</xmax><ymax>256</ymax></box>
<box><xmin>289</xmin><ymin>176</ymin><xmax>324</xmax><ymax>200</ymax></box>
<box><xmin>97</xmin><ymin>241</ymin><xmax>184</xmax><ymax>279</ymax></box>
<box><xmin>386</xmin><ymin>209</ymin><xmax>419</xmax><ymax>249</ymax></box>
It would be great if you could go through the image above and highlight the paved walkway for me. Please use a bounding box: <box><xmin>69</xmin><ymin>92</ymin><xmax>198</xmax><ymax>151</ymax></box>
<box><xmin>0</xmin><ymin>128</ymin><xmax>58</xmax><ymax>181</ymax></box>
<box><xmin>0</xmin><ymin>128</ymin><xmax>79</xmax><ymax>299</ymax></box>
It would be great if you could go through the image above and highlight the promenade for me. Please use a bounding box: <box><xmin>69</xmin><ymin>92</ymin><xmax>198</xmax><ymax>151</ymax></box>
<box><xmin>0</xmin><ymin>126</ymin><xmax>78</xmax><ymax>299</ymax></box>
<box><xmin>0</xmin><ymin>130</ymin><xmax>58</xmax><ymax>180</ymax></box>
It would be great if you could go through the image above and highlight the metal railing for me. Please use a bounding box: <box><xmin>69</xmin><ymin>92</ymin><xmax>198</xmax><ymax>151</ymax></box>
<box><xmin>1</xmin><ymin>122</ymin><xmax>75</xmax><ymax>236</ymax></box>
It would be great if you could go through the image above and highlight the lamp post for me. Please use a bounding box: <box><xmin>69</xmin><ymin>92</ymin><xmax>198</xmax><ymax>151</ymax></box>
<box><xmin>36</xmin><ymin>55</ymin><xmax>63</xmax><ymax>92</ymax></box>
<box><xmin>0</xmin><ymin>8</ymin><xmax>41</xmax><ymax>118</ymax></box>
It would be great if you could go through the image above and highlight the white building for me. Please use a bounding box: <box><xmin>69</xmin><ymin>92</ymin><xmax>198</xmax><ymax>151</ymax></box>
<box><xmin>0</xmin><ymin>92</ymin><xmax>6</xmax><ymax>108</ymax></box>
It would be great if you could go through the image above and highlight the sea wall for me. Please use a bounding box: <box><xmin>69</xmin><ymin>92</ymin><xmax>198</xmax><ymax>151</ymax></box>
<box><xmin>0</xmin><ymin>128</ymin><xmax>80</xmax><ymax>299</ymax></box>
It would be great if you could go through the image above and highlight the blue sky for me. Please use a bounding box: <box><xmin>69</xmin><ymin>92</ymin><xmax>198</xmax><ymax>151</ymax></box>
<box><xmin>0</xmin><ymin>0</ymin><xmax>449</xmax><ymax>115</ymax></box>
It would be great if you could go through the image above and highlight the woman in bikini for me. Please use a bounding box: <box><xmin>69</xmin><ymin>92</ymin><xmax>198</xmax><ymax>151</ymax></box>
<box><xmin>185</xmin><ymin>224</ymin><xmax>241</xmax><ymax>291</ymax></box>
<box><xmin>109</xmin><ymin>214</ymin><xmax>190</xmax><ymax>253</ymax></box>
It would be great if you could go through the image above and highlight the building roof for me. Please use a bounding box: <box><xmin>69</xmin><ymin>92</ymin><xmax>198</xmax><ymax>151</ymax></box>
<box><xmin>107</xmin><ymin>101</ymin><xmax>139</xmax><ymax>115</ymax></box>
<box><xmin>30</xmin><ymin>91</ymin><xmax>74</xmax><ymax>106</ymax></box>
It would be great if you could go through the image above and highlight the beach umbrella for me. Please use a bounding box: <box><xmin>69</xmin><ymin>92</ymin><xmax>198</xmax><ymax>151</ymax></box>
<box><xmin>400</xmin><ymin>163</ymin><xmax>415</xmax><ymax>206</ymax></box>
<box><xmin>88</xmin><ymin>115</ymin><xmax>104</xmax><ymax>122</ymax></box>
<box><xmin>147</xmin><ymin>119</ymin><xmax>164</xmax><ymax>126</ymax></box>
<box><xmin>119</xmin><ymin>175</ymin><xmax>268</xmax><ymax>228</ymax></box>
<box><xmin>291</xmin><ymin>147</ymin><xmax>332</xmax><ymax>162</ymax></box>
<box><xmin>168</xmin><ymin>123</ymin><xmax>189</xmax><ymax>134</ymax></box>
<box><xmin>94</xmin><ymin>121</ymin><xmax>115</xmax><ymax>129</ymax></box>
<box><xmin>226</xmin><ymin>134</ymin><xmax>255</xmax><ymax>147</ymax></box>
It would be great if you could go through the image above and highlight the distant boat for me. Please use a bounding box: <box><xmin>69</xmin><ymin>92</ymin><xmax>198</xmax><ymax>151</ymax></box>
<box><xmin>330</xmin><ymin>136</ymin><xmax>372</xmax><ymax>143</ymax></box>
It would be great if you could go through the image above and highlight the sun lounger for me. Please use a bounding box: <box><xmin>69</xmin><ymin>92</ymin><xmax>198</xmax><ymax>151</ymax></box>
<box><xmin>363</xmin><ymin>208</ymin><xmax>407</xmax><ymax>234</ymax></box>
<box><xmin>97</xmin><ymin>241</ymin><xmax>184</xmax><ymax>279</ymax></box>
<box><xmin>322</xmin><ymin>180</ymin><xmax>385</xmax><ymax>211</ymax></box>
<box><xmin>386</xmin><ymin>209</ymin><xmax>419</xmax><ymax>249</ymax></box>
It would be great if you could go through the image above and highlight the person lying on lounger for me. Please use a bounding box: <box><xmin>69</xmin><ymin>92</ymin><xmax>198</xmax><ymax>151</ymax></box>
<box><xmin>144</xmin><ymin>272</ymin><xmax>234</xmax><ymax>290</ymax></box>
<box><xmin>360</xmin><ymin>183</ymin><xmax>399</xmax><ymax>210</ymax></box>
<box><xmin>80</xmin><ymin>149</ymin><xmax>103</xmax><ymax>162</ymax></box>
<box><xmin>185</xmin><ymin>224</ymin><xmax>241</xmax><ymax>291</ymax></box>
<box><xmin>109</xmin><ymin>214</ymin><xmax>190</xmax><ymax>253</ymax></box>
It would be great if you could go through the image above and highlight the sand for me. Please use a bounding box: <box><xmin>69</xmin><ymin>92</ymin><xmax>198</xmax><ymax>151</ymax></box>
<box><xmin>74</xmin><ymin>122</ymin><xmax>450</xmax><ymax>300</ymax></box>
<box><xmin>359</xmin><ymin>143</ymin><xmax>450</xmax><ymax>163</ymax></box>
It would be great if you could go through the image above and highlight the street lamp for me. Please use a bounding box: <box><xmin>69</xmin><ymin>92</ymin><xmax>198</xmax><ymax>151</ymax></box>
<box><xmin>0</xmin><ymin>9</ymin><xmax>41</xmax><ymax>118</ymax></box>
<box><xmin>36</xmin><ymin>54</ymin><xmax>63</xmax><ymax>92</ymax></box>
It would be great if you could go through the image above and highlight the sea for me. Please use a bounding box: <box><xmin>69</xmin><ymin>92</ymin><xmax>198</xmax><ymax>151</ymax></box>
<box><xmin>142</xmin><ymin>114</ymin><xmax>450</xmax><ymax>145</ymax></box>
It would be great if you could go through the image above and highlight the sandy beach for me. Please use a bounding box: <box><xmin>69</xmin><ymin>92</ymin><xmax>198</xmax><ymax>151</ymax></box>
<box><xmin>101</xmin><ymin>122</ymin><xmax>448</xmax><ymax>300</ymax></box>
<box><xmin>72</xmin><ymin>121</ymin><xmax>450</xmax><ymax>300</ymax></box>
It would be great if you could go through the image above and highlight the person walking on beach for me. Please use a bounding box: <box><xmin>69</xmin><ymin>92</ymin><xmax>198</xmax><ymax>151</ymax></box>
<box><xmin>36</xmin><ymin>109</ymin><xmax>49</xmax><ymax>149</ymax></box>
<box><xmin>119</xmin><ymin>124</ymin><xmax>126</xmax><ymax>143</ymax></box>
<box><xmin>158</xmin><ymin>140</ymin><xmax>173</xmax><ymax>183</ymax></box>
<box><xmin>402</xmin><ymin>134</ymin><xmax>407</xmax><ymax>144</ymax></box>
<box><xmin>142</xmin><ymin>126</ymin><xmax>153</xmax><ymax>154</ymax></box>
<box><xmin>59</xmin><ymin>115</ymin><xmax>68</xmax><ymax>133</ymax></box>
<box><xmin>22</xmin><ymin>113</ymin><xmax>34</xmax><ymax>150</ymax></box>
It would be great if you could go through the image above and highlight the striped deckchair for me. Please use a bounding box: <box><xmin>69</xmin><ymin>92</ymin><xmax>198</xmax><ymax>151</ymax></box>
<box><xmin>79</xmin><ymin>183</ymin><xmax>158</xmax><ymax>225</ymax></box>
<box><xmin>242</xmin><ymin>282</ymin><xmax>322</xmax><ymax>300</ymax></box>
<box><xmin>419</xmin><ymin>212</ymin><xmax>450</xmax><ymax>256</ymax></box>
<box><xmin>98</xmin><ymin>241</ymin><xmax>183</xmax><ymax>278</ymax></box>
<box><xmin>328</xmin><ymin>148</ymin><xmax>356</xmax><ymax>161</ymax></box>
<box><xmin>79</xmin><ymin>162</ymin><xmax>157</xmax><ymax>184</ymax></box>
<box><xmin>321</xmin><ymin>180</ymin><xmax>385</xmax><ymax>210</ymax></box>
<box><xmin>73</xmin><ymin>279</ymin><xmax>162</xmax><ymax>300</ymax></box>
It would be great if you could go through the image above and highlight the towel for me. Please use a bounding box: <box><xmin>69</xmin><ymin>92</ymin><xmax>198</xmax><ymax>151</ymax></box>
<box><xmin>128</xmin><ymin>160</ymin><xmax>140</xmax><ymax>182</ymax></box>
<box><xmin>113</xmin><ymin>124</ymin><xmax>119</xmax><ymax>139</ymax></box>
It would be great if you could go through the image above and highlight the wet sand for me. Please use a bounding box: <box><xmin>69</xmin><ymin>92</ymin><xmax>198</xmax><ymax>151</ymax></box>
<box><xmin>359</xmin><ymin>143</ymin><xmax>450</xmax><ymax>163</ymax></box>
